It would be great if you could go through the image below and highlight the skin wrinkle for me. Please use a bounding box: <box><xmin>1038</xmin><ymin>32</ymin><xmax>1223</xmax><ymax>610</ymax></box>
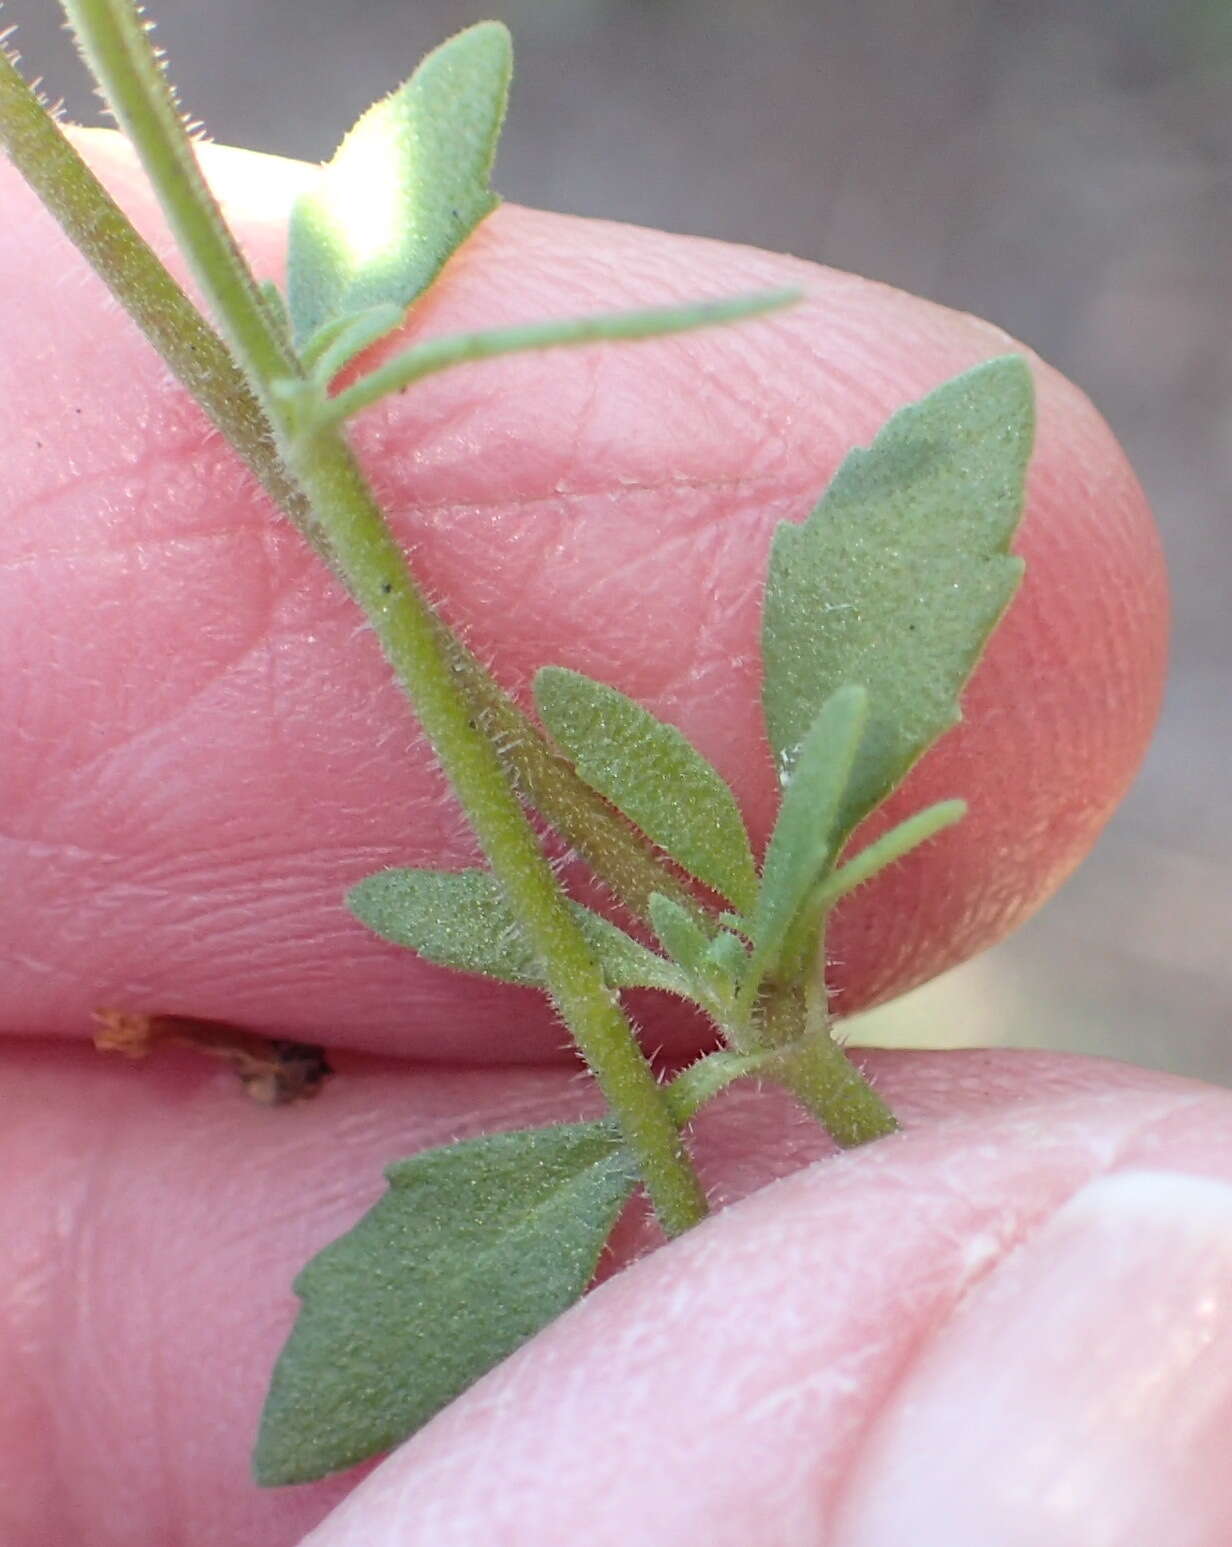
<box><xmin>828</xmin><ymin>1090</ymin><xmax>1225</xmax><ymax>1544</ymax></box>
<box><xmin>5</xmin><ymin>407</ymin><xmax>233</xmax><ymax>534</ymax></box>
<box><xmin>43</xmin><ymin>619</ymin><xmax>274</xmax><ymax>796</ymax></box>
<box><xmin>0</xmin><ymin>136</ymin><xmax>1166</xmax><ymax>1057</ymax></box>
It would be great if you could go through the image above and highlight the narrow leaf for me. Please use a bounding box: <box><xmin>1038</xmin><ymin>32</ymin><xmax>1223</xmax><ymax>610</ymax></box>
<box><xmin>323</xmin><ymin>288</ymin><xmax>801</xmax><ymax>429</ymax></box>
<box><xmin>258</xmin><ymin>279</ymin><xmax>290</xmax><ymax>338</ymax></box>
<box><xmin>254</xmin><ymin>1121</ymin><xmax>636</xmax><ymax>1484</ymax></box>
<box><xmin>304</xmin><ymin>301</ymin><xmax>405</xmax><ymax>382</ymax></box>
<box><xmin>747</xmin><ymin>685</ymin><xmax>868</xmax><ymax>987</ymax></box>
<box><xmin>815</xmin><ymin>797</ymin><xmax>967</xmax><ymax>908</ymax></box>
<box><xmin>776</xmin><ymin>798</ymin><xmax>967</xmax><ymax>982</ymax></box>
<box><xmin>648</xmin><ymin>893</ymin><xmax>712</xmax><ymax>977</ymax></box>
<box><xmin>535</xmin><ymin>666</ymin><xmax>759</xmax><ymax>912</ymax></box>
<box><xmin>349</xmin><ymin>867</ymin><xmax>689</xmax><ymax>997</ymax></box>
<box><xmin>666</xmin><ymin>1049</ymin><xmax>773</xmax><ymax>1125</ymax></box>
<box><xmin>286</xmin><ymin>22</ymin><xmax>512</xmax><ymax>346</ymax></box>
<box><xmin>761</xmin><ymin>356</ymin><xmax>1033</xmax><ymax>839</ymax></box>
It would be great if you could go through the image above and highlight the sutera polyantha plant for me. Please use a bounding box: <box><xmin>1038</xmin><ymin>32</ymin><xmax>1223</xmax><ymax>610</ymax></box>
<box><xmin>0</xmin><ymin>9</ymin><xmax>1033</xmax><ymax>1486</ymax></box>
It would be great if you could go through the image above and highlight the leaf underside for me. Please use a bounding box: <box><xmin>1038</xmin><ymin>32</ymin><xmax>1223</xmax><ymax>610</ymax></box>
<box><xmin>761</xmin><ymin>355</ymin><xmax>1034</xmax><ymax>842</ymax></box>
<box><xmin>535</xmin><ymin>666</ymin><xmax>759</xmax><ymax>912</ymax></box>
<box><xmin>348</xmin><ymin>867</ymin><xmax>689</xmax><ymax>996</ymax></box>
<box><xmin>286</xmin><ymin>21</ymin><xmax>512</xmax><ymax>347</ymax></box>
<box><xmin>254</xmin><ymin>1121</ymin><xmax>636</xmax><ymax>1485</ymax></box>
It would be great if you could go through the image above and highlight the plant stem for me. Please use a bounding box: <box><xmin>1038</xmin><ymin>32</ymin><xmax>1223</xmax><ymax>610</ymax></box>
<box><xmin>286</xmin><ymin>441</ymin><xmax>709</xmax><ymax>1234</ymax></box>
<box><xmin>0</xmin><ymin>46</ymin><xmax>309</xmax><ymax>528</ymax></box>
<box><xmin>60</xmin><ymin>0</ymin><xmax>296</xmax><ymax>388</ymax></box>
<box><xmin>52</xmin><ymin>0</ymin><xmax>709</xmax><ymax>1234</ymax></box>
<box><xmin>0</xmin><ymin>47</ymin><xmax>710</xmax><ymax>936</ymax></box>
<box><xmin>766</xmin><ymin>978</ymin><xmax>898</xmax><ymax>1145</ymax></box>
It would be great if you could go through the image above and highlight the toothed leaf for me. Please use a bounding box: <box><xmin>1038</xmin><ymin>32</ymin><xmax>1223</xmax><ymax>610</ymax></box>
<box><xmin>762</xmin><ymin>357</ymin><xmax>1033</xmax><ymax>839</ymax></box>
<box><xmin>254</xmin><ymin>1121</ymin><xmax>634</xmax><ymax>1483</ymax></box>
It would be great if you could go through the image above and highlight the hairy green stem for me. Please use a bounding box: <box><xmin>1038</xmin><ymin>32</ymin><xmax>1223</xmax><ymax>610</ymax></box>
<box><xmin>766</xmin><ymin>979</ymin><xmax>898</xmax><ymax>1145</ymax></box>
<box><xmin>0</xmin><ymin>46</ymin><xmax>309</xmax><ymax>523</ymax></box>
<box><xmin>51</xmin><ymin>0</ymin><xmax>709</xmax><ymax>1234</ymax></box>
<box><xmin>285</xmin><ymin>442</ymin><xmax>710</xmax><ymax>1233</ymax></box>
<box><xmin>5</xmin><ymin>8</ymin><xmax>898</xmax><ymax>1158</ymax></box>
<box><xmin>60</xmin><ymin>0</ymin><xmax>295</xmax><ymax>386</ymax></box>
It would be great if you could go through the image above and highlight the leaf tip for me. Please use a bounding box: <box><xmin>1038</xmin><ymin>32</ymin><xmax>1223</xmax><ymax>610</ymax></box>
<box><xmin>430</xmin><ymin>19</ymin><xmax>514</xmax><ymax>94</ymax></box>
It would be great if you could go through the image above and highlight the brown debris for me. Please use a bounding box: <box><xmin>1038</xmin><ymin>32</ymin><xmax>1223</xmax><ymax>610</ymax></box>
<box><xmin>92</xmin><ymin>1009</ymin><xmax>333</xmax><ymax>1106</ymax></box>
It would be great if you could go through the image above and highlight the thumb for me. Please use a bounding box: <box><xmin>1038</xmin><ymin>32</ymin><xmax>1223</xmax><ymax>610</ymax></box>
<box><xmin>0</xmin><ymin>132</ymin><xmax>1166</xmax><ymax>1060</ymax></box>
<box><xmin>304</xmin><ymin>1059</ymin><xmax>1232</xmax><ymax>1547</ymax></box>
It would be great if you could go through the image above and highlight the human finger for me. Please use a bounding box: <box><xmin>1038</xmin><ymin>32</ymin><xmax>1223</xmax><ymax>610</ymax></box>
<box><xmin>0</xmin><ymin>133</ymin><xmax>1166</xmax><ymax>1059</ymax></box>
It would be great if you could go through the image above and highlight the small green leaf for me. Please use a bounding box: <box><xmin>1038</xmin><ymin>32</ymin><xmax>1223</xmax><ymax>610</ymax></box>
<box><xmin>304</xmin><ymin>301</ymin><xmax>405</xmax><ymax>383</ymax></box>
<box><xmin>704</xmin><ymin>929</ymin><xmax>750</xmax><ymax>983</ymax></box>
<box><xmin>818</xmin><ymin>797</ymin><xmax>967</xmax><ymax>907</ymax></box>
<box><xmin>349</xmin><ymin>867</ymin><xmax>689</xmax><ymax>997</ymax></box>
<box><xmin>776</xmin><ymin>798</ymin><xmax>967</xmax><ymax>982</ymax></box>
<box><xmin>745</xmin><ymin>685</ymin><xmax>868</xmax><ymax>993</ymax></box>
<box><xmin>254</xmin><ymin>1121</ymin><xmax>635</xmax><ymax>1484</ymax></box>
<box><xmin>286</xmin><ymin>22</ymin><xmax>512</xmax><ymax>347</ymax></box>
<box><xmin>666</xmin><ymin>1048</ymin><xmax>774</xmax><ymax>1125</ymax></box>
<box><xmin>649</xmin><ymin>896</ymin><xmax>745</xmax><ymax>1018</ymax></box>
<box><xmin>762</xmin><ymin>356</ymin><xmax>1033</xmax><ymax>839</ymax></box>
<box><xmin>320</xmin><ymin>288</ymin><xmax>801</xmax><ymax>429</ymax></box>
<box><xmin>648</xmin><ymin>892</ymin><xmax>712</xmax><ymax>978</ymax></box>
<box><xmin>535</xmin><ymin>666</ymin><xmax>759</xmax><ymax>912</ymax></box>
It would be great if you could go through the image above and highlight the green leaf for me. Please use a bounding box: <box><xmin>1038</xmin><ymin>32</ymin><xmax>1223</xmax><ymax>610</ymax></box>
<box><xmin>319</xmin><ymin>288</ymin><xmax>802</xmax><ymax>429</ymax></box>
<box><xmin>348</xmin><ymin>867</ymin><xmax>690</xmax><ymax>997</ymax></box>
<box><xmin>649</xmin><ymin>895</ymin><xmax>746</xmax><ymax>1018</ymax></box>
<box><xmin>535</xmin><ymin>666</ymin><xmax>759</xmax><ymax>912</ymax></box>
<box><xmin>254</xmin><ymin>1121</ymin><xmax>635</xmax><ymax>1484</ymax></box>
<box><xmin>286</xmin><ymin>21</ymin><xmax>512</xmax><ymax>347</ymax></box>
<box><xmin>648</xmin><ymin>892</ymin><xmax>712</xmax><ymax>978</ymax></box>
<box><xmin>303</xmin><ymin>301</ymin><xmax>405</xmax><ymax>383</ymax></box>
<box><xmin>816</xmin><ymin>797</ymin><xmax>967</xmax><ymax>908</ymax></box>
<box><xmin>776</xmin><ymin>798</ymin><xmax>967</xmax><ymax>982</ymax></box>
<box><xmin>258</xmin><ymin>278</ymin><xmax>290</xmax><ymax>338</ymax></box>
<box><xmin>704</xmin><ymin>929</ymin><xmax>750</xmax><ymax>983</ymax></box>
<box><xmin>666</xmin><ymin>1048</ymin><xmax>773</xmax><ymax>1125</ymax></box>
<box><xmin>745</xmin><ymin>685</ymin><xmax>868</xmax><ymax>991</ymax></box>
<box><xmin>761</xmin><ymin>356</ymin><xmax>1033</xmax><ymax>840</ymax></box>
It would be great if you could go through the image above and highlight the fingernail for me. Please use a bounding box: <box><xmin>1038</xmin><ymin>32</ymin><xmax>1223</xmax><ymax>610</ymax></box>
<box><xmin>837</xmin><ymin>1170</ymin><xmax>1232</xmax><ymax>1547</ymax></box>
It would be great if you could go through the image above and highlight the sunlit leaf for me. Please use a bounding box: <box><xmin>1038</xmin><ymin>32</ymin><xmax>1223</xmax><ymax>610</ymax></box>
<box><xmin>287</xmin><ymin>22</ymin><xmax>511</xmax><ymax>347</ymax></box>
<box><xmin>254</xmin><ymin>1121</ymin><xmax>635</xmax><ymax>1484</ymax></box>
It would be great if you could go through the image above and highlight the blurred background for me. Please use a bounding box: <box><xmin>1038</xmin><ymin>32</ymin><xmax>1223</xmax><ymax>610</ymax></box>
<box><xmin>8</xmin><ymin>0</ymin><xmax>1229</xmax><ymax>1078</ymax></box>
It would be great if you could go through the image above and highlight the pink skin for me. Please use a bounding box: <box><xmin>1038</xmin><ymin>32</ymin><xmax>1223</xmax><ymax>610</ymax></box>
<box><xmin>1</xmin><ymin>136</ymin><xmax>1164</xmax><ymax>1060</ymax></box>
<box><xmin>0</xmin><ymin>135</ymin><xmax>1214</xmax><ymax>1547</ymax></box>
